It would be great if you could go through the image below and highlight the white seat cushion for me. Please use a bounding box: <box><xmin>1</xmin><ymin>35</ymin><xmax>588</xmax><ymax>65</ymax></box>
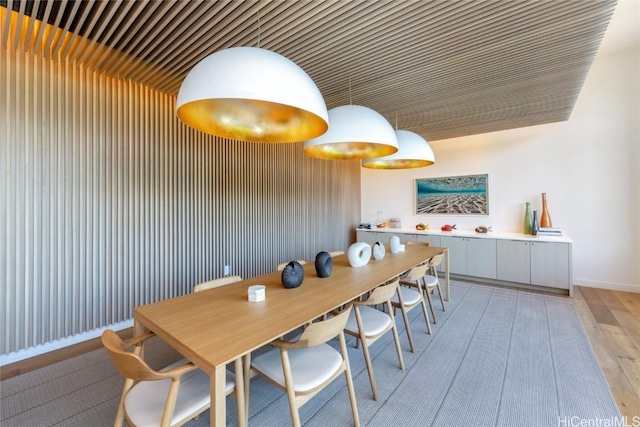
<box><xmin>424</xmin><ymin>274</ymin><xmax>438</xmax><ymax>287</ymax></box>
<box><xmin>251</xmin><ymin>344</ymin><xmax>342</xmax><ymax>393</ymax></box>
<box><xmin>125</xmin><ymin>358</ymin><xmax>235</xmax><ymax>427</ymax></box>
<box><xmin>391</xmin><ymin>286</ymin><xmax>422</xmax><ymax>305</ymax></box>
<box><xmin>345</xmin><ymin>305</ymin><xmax>392</xmax><ymax>337</ymax></box>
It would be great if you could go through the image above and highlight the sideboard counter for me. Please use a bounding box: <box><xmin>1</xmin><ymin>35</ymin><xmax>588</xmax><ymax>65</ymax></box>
<box><xmin>357</xmin><ymin>227</ymin><xmax>572</xmax><ymax>243</ymax></box>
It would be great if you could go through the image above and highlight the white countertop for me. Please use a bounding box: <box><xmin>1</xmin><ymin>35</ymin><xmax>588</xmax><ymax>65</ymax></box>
<box><xmin>356</xmin><ymin>227</ymin><xmax>573</xmax><ymax>243</ymax></box>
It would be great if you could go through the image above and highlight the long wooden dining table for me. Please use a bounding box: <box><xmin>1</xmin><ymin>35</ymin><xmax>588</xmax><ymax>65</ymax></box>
<box><xmin>133</xmin><ymin>244</ymin><xmax>448</xmax><ymax>426</ymax></box>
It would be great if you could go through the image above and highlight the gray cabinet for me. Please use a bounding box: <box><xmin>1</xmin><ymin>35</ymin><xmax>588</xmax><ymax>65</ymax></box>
<box><xmin>356</xmin><ymin>230</ymin><xmax>380</xmax><ymax>245</ymax></box>
<box><xmin>440</xmin><ymin>236</ymin><xmax>467</xmax><ymax>275</ymax></box>
<box><xmin>467</xmin><ymin>237</ymin><xmax>497</xmax><ymax>279</ymax></box>
<box><xmin>356</xmin><ymin>230</ymin><xmax>401</xmax><ymax>246</ymax></box>
<box><xmin>413</xmin><ymin>234</ymin><xmax>442</xmax><ymax>247</ymax></box>
<box><xmin>497</xmin><ymin>240</ymin><xmax>571</xmax><ymax>290</ymax></box>
<box><xmin>354</xmin><ymin>229</ymin><xmax>572</xmax><ymax>295</ymax></box>
<box><xmin>497</xmin><ymin>240</ymin><xmax>531</xmax><ymax>283</ymax></box>
<box><xmin>414</xmin><ymin>234</ymin><xmax>443</xmax><ymax>272</ymax></box>
<box><xmin>531</xmin><ymin>241</ymin><xmax>571</xmax><ymax>289</ymax></box>
<box><xmin>441</xmin><ymin>236</ymin><xmax>497</xmax><ymax>279</ymax></box>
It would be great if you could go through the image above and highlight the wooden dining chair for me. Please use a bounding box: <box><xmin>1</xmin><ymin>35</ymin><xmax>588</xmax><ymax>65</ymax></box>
<box><xmin>277</xmin><ymin>259</ymin><xmax>307</xmax><ymax>271</ymax></box>
<box><xmin>404</xmin><ymin>241</ymin><xmax>429</xmax><ymax>246</ymax></box>
<box><xmin>193</xmin><ymin>275</ymin><xmax>247</xmax><ymax>425</ymax></box>
<box><xmin>329</xmin><ymin>250</ymin><xmax>345</xmax><ymax>256</ymax></box>
<box><xmin>393</xmin><ymin>263</ymin><xmax>433</xmax><ymax>352</ymax></box>
<box><xmin>102</xmin><ymin>329</ymin><xmax>239</xmax><ymax>427</ymax></box>
<box><xmin>249</xmin><ymin>306</ymin><xmax>360</xmax><ymax>427</ymax></box>
<box><xmin>422</xmin><ymin>253</ymin><xmax>447</xmax><ymax>322</ymax></box>
<box><xmin>194</xmin><ymin>275</ymin><xmax>243</xmax><ymax>292</ymax></box>
<box><xmin>343</xmin><ymin>279</ymin><xmax>405</xmax><ymax>401</ymax></box>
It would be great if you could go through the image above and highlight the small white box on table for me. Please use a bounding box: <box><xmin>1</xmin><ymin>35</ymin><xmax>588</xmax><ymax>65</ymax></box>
<box><xmin>248</xmin><ymin>285</ymin><xmax>265</xmax><ymax>302</ymax></box>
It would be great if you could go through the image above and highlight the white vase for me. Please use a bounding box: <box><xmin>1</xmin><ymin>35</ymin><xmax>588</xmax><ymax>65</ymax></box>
<box><xmin>389</xmin><ymin>235</ymin><xmax>401</xmax><ymax>253</ymax></box>
<box><xmin>347</xmin><ymin>242</ymin><xmax>372</xmax><ymax>267</ymax></box>
<box><xmin>372</xmin><ymin>242</ymin><xmax>386</xmax><ymax>260</ymax></box>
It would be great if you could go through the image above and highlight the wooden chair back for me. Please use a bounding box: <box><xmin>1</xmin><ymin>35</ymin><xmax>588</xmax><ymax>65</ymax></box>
<box><xmin>277</xmin><ymin>260</ymin><xmax>306</xmax><ymax>271</ymax></box>
<box><xmin>359</xmin><ymin>279</ymin><xmax>399</xmax><ymax>305</ymax></box>
<box><xmin>194</xmin><ymin>275</ymin><xmax>243</xmax><ymax>292</ymax></box>
<box><xmin>403</xmin><ymin>263</ymin><xmax>430</xmax><ymax>281</ymax></box>
<box><xmin>285</xmin><ymin>306</ymin><xmax>352</xmax><ymax>349</ymax></box>
<box><xmin>427</xmin><ymin>253</ymin><xmax>445</xmax><ymax>269</ymax></box>
<box><xmin>102</xmin><ymin>329</ymin><xmax>215</xmax><ymax>427</ymax></box>
<box><xmin>329</xmin><ymin>251</ymin><xmax>345</xmax><ymax>257</ymax></box>
<box><xmin>102</xmin><ymin>330</ymin><xmax>165</xmax><ymax>382</ymax></box>
<box><xmin>405</xmin><ymin>241</ymin><xmax>429</xmax><ymax>246</ymax></box>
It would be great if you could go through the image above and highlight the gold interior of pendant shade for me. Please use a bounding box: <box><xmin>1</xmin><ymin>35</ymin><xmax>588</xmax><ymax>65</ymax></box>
<box><xmin>304</xmin><ymin>140</ymin><xmax>398</xmax><ymax>160</ymax></box>
<box><xmin>361</xmin><ymin>129</ymin><xmax>435</xmax><ymax>169</ymax></box>
<box><xmin>176</xmin><ymin>47</ymin><xmax>328</xmax><ymax>143</ymax></box>
<box><xmin>177</xmin><ymin>98</ymin><xmax>328</xmax><ymax>143</ymax></box>
<box><xmin>362</xmin><ymin>158</ymin><xmax>434</xmax><ymax>169</ymax></box>
<box><xmin>303</xmin><ymin>105</ymin><xmax>398</xmax><ymax>160</ymax></box>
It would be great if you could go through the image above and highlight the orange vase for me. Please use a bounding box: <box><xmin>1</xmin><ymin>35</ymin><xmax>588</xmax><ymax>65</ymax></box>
<box><xmin>540</xmin><ymin>193</ymin><xmax>552</xmax><ymax>228</ymax></box>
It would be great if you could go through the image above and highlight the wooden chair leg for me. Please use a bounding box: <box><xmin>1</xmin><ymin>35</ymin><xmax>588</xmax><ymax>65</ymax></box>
<box><xmin>425</xmin><ymin>287</ymin><xmax>438</xmax><ymax>324</ymax></box>
<box><xmin>419</xmin><ymin>296</ymin><xmax>432</xmax><ymax>335</ymax></box>
<box><xmin>386</xmin><ymin>301</ymin><xmax>405</xmax><ymax>371</ymax></box>
<box><xmin>161</xmin><ymin>380</ymin><xmax>181</xmax><ymax>426</ymax></box>
<box><xmin>360</xmin><ymin>337</ymin><xmax>379</xmax><ymax>401</ymax></box>
<box><xmin>398</xmin><ymin>300</ymin><xmax>415</xmax><ymax>352</ymax></box>
<box><xmin>114</xmin><ymin>378</ymin><xmax>134</xmax><ymax>427</ymax></box>
<box><xmin>243</xmin><ymin>354</ymin><xmax>251</xmax><ymax>423</ymax></box>
<box><xmin>279</xmin><ymin>349</ymin><xmax>302</xmax><ymax>427</ymax></box>
<box><xmin>234</xmin><ymin>358</ymin><xmax>246</xmax><ymax>427</ymax></box>
<box><xmin>339</xmin><ymin>333</ymin><xmax>360</xmax><ymax>427</ymax></box>
<box><xmin>436</xmin><ymin>283</ymin><xmax>446</xmax><ymax>311</ymax></box>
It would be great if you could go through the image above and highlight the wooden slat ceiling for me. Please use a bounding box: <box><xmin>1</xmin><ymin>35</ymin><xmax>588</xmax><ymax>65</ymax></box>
<box><xmin>1</xmin><ymin>0</ymin><xmax>617</xmax><ymax>141</ymax></box>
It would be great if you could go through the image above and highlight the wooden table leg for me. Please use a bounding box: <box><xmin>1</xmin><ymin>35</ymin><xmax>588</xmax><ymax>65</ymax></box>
<box><xmin>445</xmin><ymin>248</ymin><xmax>450</xmax><ymax>301</ymax></box>
<box><xmin>132</xmin><ymin>318</ymin><xmax>147</xmax><ymax>359</ymax></box>
<box><xmin>211</xmin><ymin>364</ymin><xmax>227</xmax><ymax>427</ymax></box>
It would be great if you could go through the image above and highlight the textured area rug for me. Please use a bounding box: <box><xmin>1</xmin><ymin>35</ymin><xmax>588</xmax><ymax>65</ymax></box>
<box><xmin>219</xmin><ymin>282</ymin><xmax>621</xmax><ymax>426</ymax></box>
<box><xmin>1</xmin><ymin>282</ymin><xmax>621</xmax><ymax>427</ymax></box>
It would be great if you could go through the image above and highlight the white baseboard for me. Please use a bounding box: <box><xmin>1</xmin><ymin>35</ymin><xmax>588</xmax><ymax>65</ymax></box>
<box><xmin>0</xmin><ymin>319</ymin><xmax>133</xmax><ymax>366</ymax></box>
<box><xmin>574</xmin><ymin>279</ymin><xmax>640</xmax><ymax>293</ymax></box>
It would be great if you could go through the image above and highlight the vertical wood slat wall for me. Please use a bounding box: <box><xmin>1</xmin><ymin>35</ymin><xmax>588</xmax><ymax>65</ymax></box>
<box><xmin>0</xmin><ymin>45</ymin><xmax>361</xmax><ymax>356</ymax></box>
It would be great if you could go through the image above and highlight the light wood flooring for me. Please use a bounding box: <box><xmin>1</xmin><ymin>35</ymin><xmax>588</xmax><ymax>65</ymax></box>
<box><xmin>1</xmin><ymin>285</ymin><xmax>639</xmax><ymax>420</ymax></box>
<box><xmin>572</xmin><ymin>286</ymin><xmax>640</xmax><ymax>419</ymax></box>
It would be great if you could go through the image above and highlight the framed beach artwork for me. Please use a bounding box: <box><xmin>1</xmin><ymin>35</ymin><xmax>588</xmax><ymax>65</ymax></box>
<box><xmin>415</xmin><ymin>174</ymin><xmax>489</xmax><ymax>215</ymax></box>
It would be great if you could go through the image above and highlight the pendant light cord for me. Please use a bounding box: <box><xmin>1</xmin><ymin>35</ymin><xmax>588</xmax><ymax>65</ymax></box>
<box><xmin>257</xmin><ymin>11</ymin><xmax>261</xmax><ymax>48</ymax></box>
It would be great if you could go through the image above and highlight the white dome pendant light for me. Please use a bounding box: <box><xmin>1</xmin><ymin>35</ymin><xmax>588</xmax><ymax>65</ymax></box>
<box><xmin>362</xmin><ymin>129</ymin><xmax>435</xmax><ymax>169</ymax></box>
<box><xmin>303</xmin><ymin>104</ymin><xmax>398</xmax><ymax>160</ymax></box>
<box><xmin>176</xmin><ymin>46</ymin><xmax>328</xmax><ymax>143</ymax></box>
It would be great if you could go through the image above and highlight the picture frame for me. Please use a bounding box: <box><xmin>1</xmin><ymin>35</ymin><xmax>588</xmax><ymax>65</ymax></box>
<box><xmin>415</xmin><ymin>174</ymin><xmax>489</xmax><ymax>215</ymax></box>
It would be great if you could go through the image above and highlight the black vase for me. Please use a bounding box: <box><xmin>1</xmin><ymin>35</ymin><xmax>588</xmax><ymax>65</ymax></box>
<box><xmin>314</xmin><ymin>251</ymin><xmax>333</xmax><ymax>278</ymax></box>
<box><xmin>281</xmin><ymin>261</ymin><xmax>305</xmax><ymax>289</ymax></box>
<box><xmin>531</xmin><ymin>210</ymin><xmax>539</xmax><ymax>236</ymax></box>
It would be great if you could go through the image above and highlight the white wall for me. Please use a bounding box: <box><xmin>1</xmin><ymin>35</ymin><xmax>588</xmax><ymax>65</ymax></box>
<box><xmin>361</xmin><ymin>22</ymin><xmax>639</xmax><ymax>293</ymax></box>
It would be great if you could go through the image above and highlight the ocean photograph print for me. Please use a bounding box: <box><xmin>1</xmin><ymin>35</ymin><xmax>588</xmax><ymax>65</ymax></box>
<box><xmin>415</xmin><ymin>174</ymin><xmax>489</xmax><ymax>215</ymax></box>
